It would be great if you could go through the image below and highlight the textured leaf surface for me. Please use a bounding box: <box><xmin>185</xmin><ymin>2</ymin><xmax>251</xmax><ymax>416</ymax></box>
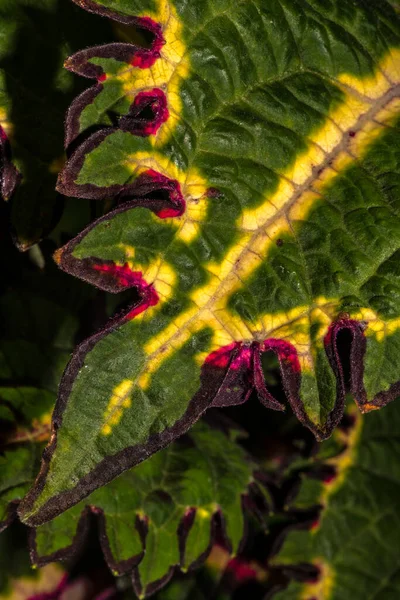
<box><xmin>32</xmin><ymin>422</ymin><xmax>253</xmax><ymax>598</ymax></box>
<box><xmin>20</xmin><ymin>0</ymin><xmax>400</xmax><ymax>524</ymax></box>
<box><xmin>272</xmin><ymin>399</ymin><xmax>400</xmax><ymax>600</ymax></box>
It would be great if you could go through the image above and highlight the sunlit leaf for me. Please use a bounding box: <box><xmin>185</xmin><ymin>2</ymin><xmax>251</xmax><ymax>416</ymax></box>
<box><xmin>19</xmin><ymin>0</ymin><xmax>400</xmax><ymax>525</ymax></box>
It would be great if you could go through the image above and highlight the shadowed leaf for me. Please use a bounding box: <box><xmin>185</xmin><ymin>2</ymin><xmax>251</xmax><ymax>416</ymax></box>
<box><xmin>32</xmin><ymin>422</ymin><xmax>254</xmax><ymax>598</ymax></box>
<box><xmin>272</xmin><ymin>400</ymin><xmax>400</xmax><ymax>600</ymax></box>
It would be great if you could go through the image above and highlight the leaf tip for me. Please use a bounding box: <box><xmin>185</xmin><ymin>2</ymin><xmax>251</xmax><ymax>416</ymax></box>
<box><xmin>53</xmin><ymin>248</ymin><xmax>63</xmax><ymax>265</ymax></box>
<box><xmin>359</xmin><ymin>403</ymin><xmax>381</xmax><ymax>413</ymax></box>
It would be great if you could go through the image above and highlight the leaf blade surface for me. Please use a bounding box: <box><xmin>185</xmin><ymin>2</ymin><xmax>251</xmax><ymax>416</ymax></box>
<box><xmin>19</xmin><ymin>0</ymin><xmax>400</xmax><ymax>525</ymax></box>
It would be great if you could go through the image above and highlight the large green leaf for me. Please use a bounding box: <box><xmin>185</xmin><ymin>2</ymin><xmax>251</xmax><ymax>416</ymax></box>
<box><xmin>19</xmin><ymin>0</ymin><xmax>400</xmax><ymax>524</ymax></box>
<box><xmin>32</xmin><ymin>422</ymin><xmax>254</xmax><ymax>598</ymax></box>
<box><xmin>272</xmin><ymin>399</ymin><xmax>400</xmax><ymax>600</ymax></box>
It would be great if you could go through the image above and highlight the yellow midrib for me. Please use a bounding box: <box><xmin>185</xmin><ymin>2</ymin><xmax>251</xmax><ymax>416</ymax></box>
<box><xmin>133</xmin><ymin>65</ymin><xmax>400</xmax><ymax>389</ymax></box>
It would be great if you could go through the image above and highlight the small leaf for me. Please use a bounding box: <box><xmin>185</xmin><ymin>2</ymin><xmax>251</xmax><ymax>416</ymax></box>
<box><xmin>19</xmin><ymin>0</ymin><xmax>400</xmax><ymax>524</ymax></box>
<box><xmin>272</xmin><ymin>399</ymin><xmax>400</xmax><ymax>599</ymax></box>
<box><xmin>32</xmin><ymin>422</ymin><xmax>253</xmax><ymax>598</ymax></box>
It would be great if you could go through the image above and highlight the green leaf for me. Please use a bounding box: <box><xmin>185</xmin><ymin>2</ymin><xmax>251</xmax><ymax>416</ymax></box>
<box><xmin>19</xmin><ymin>0</ymin><xmax>400</xmax><ymax>525</ymax></box>
<box><xmin>272</xmin><ymin>399</ymin><xmax>400</xmax><ymax>600</ymax></box>
<box><xmin>0</xmin><ymin>0</ymin><xmax>113</xmax><ymax>249</ymax></box>
<box><xmin>32</xmin><ymin>422</ymin><xmax>253</xmax><ymax>598</ymax></box>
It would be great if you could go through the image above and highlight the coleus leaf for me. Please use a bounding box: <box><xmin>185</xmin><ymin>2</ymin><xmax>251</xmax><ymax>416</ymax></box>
<box><xmin>271</xmin><ymin>399</ymin><xmax>400</xmax><ymax>600</ymax></box>
<box><xmin>31</xmin><ymin>422</ymin><xmax>254</xmax><ymax>598</ymax></box>
<box><xmin>19</xmin><ymin>0</ymin><xmax>400</xmax><ymax>524</ymax></box>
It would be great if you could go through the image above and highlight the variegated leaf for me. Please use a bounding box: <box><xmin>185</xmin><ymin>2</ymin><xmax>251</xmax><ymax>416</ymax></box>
<box><xmin>19</xmin><ymin>0</ymin><xmax>400</xmax><ymax>525</ymax></box>
<box><xmin>32</xmin><ymin>422</ymin><xmax>254</xmax><ymax>598</ymax></box>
